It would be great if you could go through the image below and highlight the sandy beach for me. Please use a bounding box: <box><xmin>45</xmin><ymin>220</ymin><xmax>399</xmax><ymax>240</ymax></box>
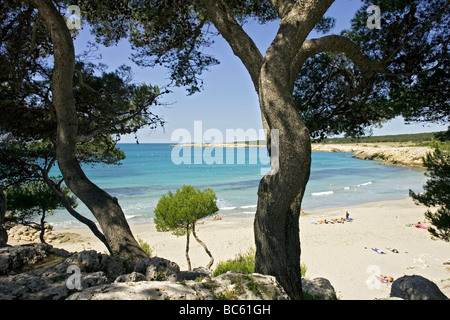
<box><xmin>46</xmin><ymin>197</ymin><xmax>449</xmax><ymax>300</ymax></box>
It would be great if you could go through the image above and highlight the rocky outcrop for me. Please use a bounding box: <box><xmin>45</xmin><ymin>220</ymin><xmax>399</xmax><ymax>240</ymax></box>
<box><xmin>302</xmin><ymin>277</ymin><xmax>337</xmax><ymax>300</ymax></box>
<box><xmin>390</xmin><ymin>275</ymin><xmax>449</xmax><ymax>300</ymax></box>
<box><xmin>0</xmin><ymin>244</ymin><xmax>132</xmax><ymax>299</ymax></box>
<box><xmin>133</xmin><ymin>256</ymin><xmax>181</xmax><ymax>282</ymax></box>
<box><xmin>312</xmin><ymin>144</ymin><xmax>431</xmax><ymax>167</ymax></box>
<box><xmin>0</xmin><ymin>244</ymin><xmax>339</xmax><ymax>300</ymax></box>
<box><xmin>6</xmin><ymin>223</ymin><xmax>81</xmax><ymax>245</ymax></box>
<box><xmin>68</xmin><ymin>271</ymin><xmax>289</xmax><ymax>300</ymax></box>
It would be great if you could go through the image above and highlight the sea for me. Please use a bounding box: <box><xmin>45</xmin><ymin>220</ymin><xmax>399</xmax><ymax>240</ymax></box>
<box><xmin>47</xmin><ymin>143</ymin><xmax>427</xmax><ymax>229</ymax></box>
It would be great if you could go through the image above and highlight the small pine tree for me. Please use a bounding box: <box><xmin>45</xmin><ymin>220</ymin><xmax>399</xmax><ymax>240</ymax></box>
<box><xmin>410</xmin><ymin>141</ymin><xmax>450</xmax><ymax>241</ymax></box>
<box><xmin>154</xmin><ymin>185</ymin><xmax>219</xmax><ymax>271</ymax></box>
<box><xmin>6</xmin><ymin>179</ymin><xmax>77</xmax><ymax>243</ymax></box>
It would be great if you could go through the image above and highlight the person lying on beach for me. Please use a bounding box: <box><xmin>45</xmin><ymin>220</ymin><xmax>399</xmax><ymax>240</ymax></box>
<box><xmin>317</xmin><ymin>217</ymin><xmax>352</xmax><ymax>224</ymax></box>
<box><xmin>414</xmin><ymin>222</ymin><xmax>428</xmax><ymax>229</ymax></box>
<box><xmin>377</xmin><ymin>275</ymin><xmax>394</xmax><ymax>284</ymax></box>
<box><xmin>372</xmin><ymin>248</ymin><xmax>386</xmax><ymax>254</ymax></box>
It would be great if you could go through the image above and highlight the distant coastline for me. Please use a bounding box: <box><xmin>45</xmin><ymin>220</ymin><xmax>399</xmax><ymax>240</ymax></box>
<box><xmin>169</xmin><ymin>142</ymin><xmax>266</xmax><ymax>148</ymax></box>
<box><xmin>169</xmin><ymin>141</ymin><xmax>431</xmax><ymax>167</ymax></box>
<box><xmin>312</xmin><ymin>143</ymin><xmax>431</xmax><ymax>167</ymax></box>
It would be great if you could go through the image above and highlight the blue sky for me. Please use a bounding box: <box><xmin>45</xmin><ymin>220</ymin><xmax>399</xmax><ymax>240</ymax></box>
<box><xmin>73</xmin><ymin>0</ymin><xmax>447</xmax><ymax>143</ymax></box>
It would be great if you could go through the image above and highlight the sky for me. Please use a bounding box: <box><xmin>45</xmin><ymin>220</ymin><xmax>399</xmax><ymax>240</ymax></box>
<box><xmin>73</xmin><ymin>0</ymin><xmax>447</xmax><ymax>143</ymax></box>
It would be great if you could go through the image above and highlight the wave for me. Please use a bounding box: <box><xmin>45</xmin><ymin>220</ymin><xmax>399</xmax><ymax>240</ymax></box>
<box><xmin>311</xmin><ymin>191</ymin><xmax>334</xmax><ymax>196</ymax></box>
<box><xmin>241</xmin><ymin>204</ymin><xmax>257</xmax><ymax>209</ymax></box>
<box><xmin>220</xmin><ymin>206</ymin><xmax>237</xmax><ymax>210</ymax></box>
<box><xmin>359</xmin><ymin>181</ymin><xmax>373</xmax><ymax>186</ymax></box>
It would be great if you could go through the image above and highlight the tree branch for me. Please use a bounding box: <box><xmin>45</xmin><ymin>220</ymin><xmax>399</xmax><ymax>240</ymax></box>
<box><xmin>40</xmin><ymin>169</ymin><xmax>113</xmax><ymax>255</ymax></box>
<box><xmin>200</xmin><ymin>0</ymin><xmax>263</xmax><ymax>92</ymax></box>
<box><xmin>268</xmin><ymin>0</ymin><xmax>295</xmax><ymax>18</ymax></box>
<box><xmin>261</xmin><ymin>0</ymin><xmax>335</xmax><ymax>93</ymax></box>
<box><xmin>290</xmin><ymin>35</ymin><xmax>383</xmax><ymax>87</ymax></box>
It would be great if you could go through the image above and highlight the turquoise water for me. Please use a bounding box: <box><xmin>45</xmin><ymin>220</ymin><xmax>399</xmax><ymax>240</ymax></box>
<box><xmin>48</xmin><ymin>143</ymin><xmax>427</xmax><ymax>228</ymax></box>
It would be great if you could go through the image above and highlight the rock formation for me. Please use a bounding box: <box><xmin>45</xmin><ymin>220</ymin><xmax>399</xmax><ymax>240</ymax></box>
<box><xmin>312</xmin><ymin>143</ymin><xmax>431</xmax><ymax>167</ymax></box>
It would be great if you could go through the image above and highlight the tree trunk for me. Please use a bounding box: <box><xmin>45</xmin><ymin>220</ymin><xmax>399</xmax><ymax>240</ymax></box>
<box><xmin>41</xmin><ymin>171</ymin><xmax>113</xmax><ymax>255</ymax></box>
<box><xmin>0</xmin><ymin>186</ymin><xmax>8</xmax><ymax>247</ymax></box>
<box><xmin>192</xmin><ymin>222</ymin><xmax>214</xmax><ymax>269</ymax></box>
<box><xmin>185</xmin><ymin>224</ymin><xmax>192</xmax><ymax>271</ymax></box>
<box><xmin>253</xmin><ymin>58</ymin><xmax>312</xmax><ymax>300</ymax></box>
<box><xmin>31</xmin><ymin>0</ymin><xmax>146</xmax><ymax>262</ymax></box>
<box><xmin>39</xmin><ymin>209</ymin><xmax>47</xmax><ymax>244</ymax></box>
<box><xmin>199</xmin><ymin>0</ymin><xmax>333</xmax><ymax>299</ymax></box>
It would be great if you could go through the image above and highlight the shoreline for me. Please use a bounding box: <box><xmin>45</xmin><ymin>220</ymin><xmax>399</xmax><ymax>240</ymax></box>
<box><xmin>13</xmin><ymin>197</ymin><xmax>448</xmax><ymax>300</ymax></box>
<box><xmin>312</xmin><ymin>142</ymin><xmax>431</xmax><ymax>167</ymax></box>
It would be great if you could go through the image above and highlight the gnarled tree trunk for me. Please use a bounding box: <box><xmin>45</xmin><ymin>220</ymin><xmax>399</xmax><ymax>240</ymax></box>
<box><xmin>254</xmin><ymin>60</ymin><xmax>312</xmax><ymax>299</ymax></box>
<box><xmin>201</xmin><ymin>0</ymin><xmax>336</xmax><ymax>299</ymax></box>
<box><xmin>30</xmin><ymin>0</ymin><xmax>146</xmax><ymax>262</ymax></box>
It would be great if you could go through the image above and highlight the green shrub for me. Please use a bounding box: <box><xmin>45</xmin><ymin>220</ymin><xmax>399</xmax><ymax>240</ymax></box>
<box><xmin>214</xmin><ymin>247</ymin><xmax>308</xmax><ymax>278</ymax></box>
<box><xmin>137</xmin><ymin>236</ymin><xmax>153</xmax><ymax>257</ymax></box>
<box><xmin>214</xmin><ymin>248</ymin><xmax>256</xmax><ymax>276</ymax></box>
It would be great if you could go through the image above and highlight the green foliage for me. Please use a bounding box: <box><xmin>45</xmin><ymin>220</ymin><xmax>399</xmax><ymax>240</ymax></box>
<box><xmin>213</xmin><ymin>248</ymin><xmax>256</xmax><ymax>276</ymax></box>
<box><xmin>137</xmin><ymin>236</ymin><xmax>153</xmax><ymax>257</ymax></box>
<box><xmin>313</xmin><ymin>131</ymin><xmax>446</xmax><ymax>145</ymax></box>
<box><xmin>154</xmin><ymin>185</ymin><xmax>219</xmax><ymax>236</ymax></box>
<box><xmin>5</xmin><ymin>179</ymin><xmax>77</xmax><ymax>225</ymax></box>
<box><xmin>1</xmin><ymin>2</ymin><xmax>164</xmax><ymax>165</ymax></box>
<box><xmin>76</xmin><ymin>0</ymin><xmax>279</xmax><ymax>94</ymax></box>
<box><xmin>410</xmin><ymin>145</ymin><xmax>450</xmax><ymax>241</ymax></box>
<box><xmin>213</xmin><ymin>248</ymin><xmax>307</xmax><ymax>278</ymax></box>
<box><xmin>294</xmin><ymin>0</ymin><xmax>449</xmax><ymax>139</ymax></box>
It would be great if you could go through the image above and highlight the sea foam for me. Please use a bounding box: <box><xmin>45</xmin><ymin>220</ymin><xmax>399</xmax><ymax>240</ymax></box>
<box><xmin>311</xmin><ymin>191</ymin><xmax>334</xmax><ymax>196</ymax></box>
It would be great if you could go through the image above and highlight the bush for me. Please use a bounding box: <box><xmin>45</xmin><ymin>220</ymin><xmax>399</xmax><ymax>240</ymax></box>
<box><xmin>214</xmin><ymin>247</ymin><xmax>307</xmax><ymax>278</ymax></box>
<box><xmin>214</xmin><ymin>248</ymin><xmax>256</xmax><ymax>276</ymax></box>
<box><xmin>137</xmin><ymin>236</ymin><xmax>153</xmax><ymax>257</ymax></box>
<box><xmin>410</xmin><ymin>141</ymin><xmax>450</xmax><ymax>241</ymax></box>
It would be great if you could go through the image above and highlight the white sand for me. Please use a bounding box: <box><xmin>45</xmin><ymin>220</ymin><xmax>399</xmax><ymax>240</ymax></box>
<box><xmin>50</xmin><ymin>197</ymin><xmax>450</xmax><ymax>300</ymax></box>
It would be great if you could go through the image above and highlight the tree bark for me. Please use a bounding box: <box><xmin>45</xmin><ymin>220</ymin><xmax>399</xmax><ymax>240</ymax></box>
<box><xmin>41</xmin><ymin>171</ymin><xmax>113</xmax><ymax>255</ymax></box>
<box><xmin>254</xmin><ymin>66</ymin><xmax>312</xmax><ymax>300</ymax></box>
<box><xmin>185</xmin><ymin>224</ymin><xmax>192</xmax><ymax>271</ymax></box>
<box><xmin>39</xmin><ymin>209</ymin><xmax>47</xmax><ymax>244</ymax></box>
<box><xmin>0</xmin><ymin>186</ymin><xmax>8</xmax><ymax>247</ymax></box>
<box><xmin>192</xmin><ymin>222</ymin><xmax>214</xmax><ymax>269</ymax></box>
<box><xmin>201</xmin><ymin>0</ymin><xmax>335</xmax><ymax>299</ymax></box>
<box><xmin>30</xmin><ymin>0</ymin><xmax>146</xmax><ymax>262</ymax></box>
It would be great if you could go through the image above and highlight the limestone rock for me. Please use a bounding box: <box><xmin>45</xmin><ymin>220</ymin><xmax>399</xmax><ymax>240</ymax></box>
<box><xmin>302</xmin><ymin>277</ymin><xmax>337</xmax><ymax>300</ymax></box>
<box><xmin>114</xmin><ymin>271</ymin><xmax>146</xmax><ymax>283</ymax></box>
<box><xmin>68</xmin><ymin>271</ymin><xmax>289</xmax><ymax>300</ymax></box>
<box><xmin>180</xmin><ymin>267</ymin><xmax>213</xmax><ymax>281</ymax></box>
<box><xmin>0</xmin><ymin>245</ymin><xmax>336</xmax><ymax>301</ymax></box>
<box><xmin>0</xmin><ymin>243</ymin><xmax>70</xmax><ymax>275</ymax></box>
<box><xmin>390</xmin><ymin>275</ymin><xmax>449</xmax><ymax>300</ymax></box>
<box><xmin>63</xmin><ymin>250</ymin><xmax>133</xmax><ymax>282</ymax></box>
<box><xmin>0</xmin><ymin>244</ymin><xmax>124</xmax><ymax>300</ymax></box>
<box><xmin>134</xmin><ymin>256</ymin><xmax>180</xmax><ymax>282</ymax></box>
<box><xmin>311</xmin><ymin>143</ymin><xmax>430</xmax><ymax>167</ymax></box>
